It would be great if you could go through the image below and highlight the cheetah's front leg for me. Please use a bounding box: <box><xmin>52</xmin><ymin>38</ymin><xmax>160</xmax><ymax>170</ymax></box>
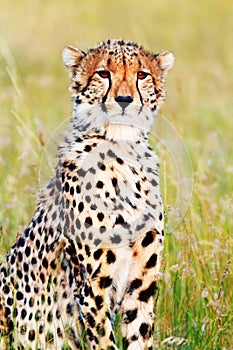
<box><xmin>78</xmin><ymin>273</ymin><xmax>119</xmax><ymax>350</ymax></box>
<box><xmin>121</xmin><ymin>229</ymin><xmax>163</xmax><ymax>350</ymax></box>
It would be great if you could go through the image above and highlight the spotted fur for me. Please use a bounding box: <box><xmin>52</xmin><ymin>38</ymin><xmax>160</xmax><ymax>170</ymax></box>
<box><xmin>0</xmin><ymin>39</ymin><xmax>174</xmax><ymax>349</ymax></box>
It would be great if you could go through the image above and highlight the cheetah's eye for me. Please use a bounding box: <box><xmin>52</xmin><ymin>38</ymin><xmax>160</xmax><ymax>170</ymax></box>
<box><xmin>97</xmin><ymin>70</ymin><xmax>110</xmax><ymax>79</ymax></box>
<box><xmin>137</xmin><ymin>71</ymin><xmax>149</xmax><ymax>80</ymax></box>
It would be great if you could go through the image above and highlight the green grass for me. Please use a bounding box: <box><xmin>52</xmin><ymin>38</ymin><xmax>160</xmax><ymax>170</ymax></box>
<box><xmin>0</xmin><ymin>0</ymin><xmax>232</xmax><ymax>349</ymax></box>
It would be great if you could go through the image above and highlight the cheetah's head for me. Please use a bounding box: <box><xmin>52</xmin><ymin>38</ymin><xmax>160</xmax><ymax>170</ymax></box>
<box><xmin>62</xmin><ymin>39</ymin><xmax>174</xmax><ymax>135</ymax></box>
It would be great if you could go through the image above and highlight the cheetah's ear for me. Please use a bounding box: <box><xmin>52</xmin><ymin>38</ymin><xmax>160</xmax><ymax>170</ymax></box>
<box><xmin>62</xmin><ymin>46</ymin><xmax>86</xmax><ymax>68</ymax></box>
<box><xmin>155</xmin><ymin>51</ymin><xmax>175</xmax><ymax>73</ymax></box>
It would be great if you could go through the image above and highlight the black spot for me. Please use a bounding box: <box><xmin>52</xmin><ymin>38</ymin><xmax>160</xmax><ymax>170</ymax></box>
<box><xmin>28</xmin><ymin>329</ymin><xmax>35</xmax><ymax>341</ymax></box>
<box><xmin>50</xmin><ymin>260</ymin><xmax>56</xmax><ymax>269</ymax></box>
<box><xmin>139</xmin><ymin>323</ymin><xmax>149</xmax><ymax>339</ymax></box>
<box><xmin>39</xmin><ymin>324</ymin><xmax>44</xmax><ymax>334</ymax></box>
<box><xmin>78</xmin><ymin>254</ymin><xmax>84</xmax><ymax>262</ymax></box>
<box><xmin>4</xmin><ymin>307</ymin><xmax>11</xmax><ymax>317</ymax></box>
<box><xmin>107</xmin><ymin>149</ymin><xmax>116</xmax><ymax>158</ymax></box>
<box><xmin>112</xmin><ymin>177</ymin><xmax>117</xmax><ymax>187</ymax></box>
<box><xmin>16</xmin><ymin>291</ymin><xmax>23</xmax><ymax>300</ymax></box>
<box><xmin>116</xmin><ymin>157</ymin><xmax>124</xmax><ymax>164</ymax></box>
<box><xmin>47</xmin><ymin>312</ymin><xmax>53</xmax><ymax>323</ymax></box>
<box><xmin>85</xmin><ymin>195</ymin><xmax>91</xmax><ymax>203</ymax></box>
<box><xmin>7</xmin><ymin>297</ymin><xmax>13</xmax><ymax>306</ymax></box>
<box><xmin>10</xmin><ymin>255</ymin><xmax>15</xmax><ymax>265</ymax></box>
<box><xmin>100</xmin><ymin>226</ymin><xmax>106</xmax><ymax>233</ymax></box>
<box><xmin>87</xmin><ymin>313</ymin><xmax>96</xmax><ymax>328</ymax></box>
<box><xmin>99</xmin><ymin>276</ymin><xmax>112</xmax><ymax>289</ymax></box>
<box><xmin>159</xmin><ymin>212</ymin><xmax>163</xmax><ymax>221</ymax></box>
<box><xmin>31</xmin><ymin>271</ymin><xmax>36</xmax><ymax>281</ymax></box>
<box><xmin>70</xmin><ymin>186</ymin><xmax>74</xmax><ymax>195</ymax></box>
<box><xmin>3</xmin><ymin>284</ymin><xmax>10</xmax><ymax>294</ymax></box>
<box><xmin>64</xmin><ymin>182</ymin><xmax>70</xmax><ymax>192</ymax></box>
<box><xmin>24</xmin><ymin>274</ymin><xmax>29</xmax><ymax>283</ymax></box>
<box><xmin>42</xmin><ymin>257</ymin><xmax>48</xmax><ymax>268</ymax></box>
<box><xmin>85</xmin><ymin>245</ymin><xmax>91</xmax><ymax>257</ymax></box>
<box><xmin>96</xmin><ymin>180</ymin><xmax>104</xmax><ymax>189</ymax></box>
<box><xmin>1</xmin><ymin>266</ymin><xmax>8</xmax><ymax>277</ymax></box>
<box><xmin>94</xmin><ymin>238</ymin><xmax>101</xmax><ymax>246</ymax></box>
<box><xmin>17</xmin><ymin>236</ymin><xmax>25</xmax><ymax>247</ymax></box>
<box><xmin>77</xmin><ymin>168</ymin><xmax>86</xmax><ymax>177</ymax></box>
<box><xmin>56</xmin><ymin>309</ymin><xmax>61</xmax><ymax>319</ymax></box>
<box><xmin>18</xmin><ymin>251</ymin><xmax>23</xmax><ymax>262</ymax></box>
<box><xmin>76</xmin><ymin>185</ymin><xmax>81</xmax><ymax>193</ymax></box>
<box><xmin>85</xmin><ymin>216</ymin><xmax>93</xmax><ymax>227</ymax></box>
<box><xmin>40</xmin><ymin>272</ymin><xmax>45</xmax><ymax>283</ymax></box>
<box><xmin>84</xmin><ymin>145</ymin><xmax>92</xmax><ymax>152</ymax></box>
<box><xmin>106</xmin><ymin>250</ymin><xmax>116</xmax><ymax>264</ymax></box>
<box><xmin>17</xmin><ymin>269</ymin><xmax>23</xmax><ymax>279</ymax></box>
<box><xmin>93</xmin><ymin>249</ymin><xmax>103</xmax><ymax>260</ymax></box>
<box><xmin>99</xmin><ymin>152</ymin><xmax>105</xmax><ymax>159</ymax></box>
<box><xmin>87</xmin><ymin>263</ymin><xmax>93</xmax><ymax>274</ymax></box>
<box><xmin>68</xmin><ymin>162</ymin><xmax>76</xmax><ymax>171</ymax></box>
<box><xmin>139</xmin><ymin>282</ymin><xmax>156</xmax><ymax>302</ymax></box>
<box><xmin>86</xmin><ymin>182</ymin><xmax>92</xmax><ymax>190</ymax></box>
<box><xmin>25</xmin><ymin>246</ymin><xmax>31</xmax><ymax>257</ymax></box>
<box><xmin>109</xmin><ymin>331</ymin><xmax>115</xmax><ymax>343</ymax></box>
<box><xmin>136</xmin><ymin>181</ymin><xmax>141</xmax><ymax>192</ymax></box>
<box><xmin>78</xmin><ymin>202</ymin><xmax>84</xmax><ymax>212</ymax></box>
<box><xmin>98</xmin><ymin>162</ymin><xmax>106</xmax><ymax>171</ymax></box>
<box><xmin>35</xmin><ymin>239</ymin><xmax>40</xmax><ymax>249</ymax></box>
<box><xmin>128</xmin><ymin>278</ymin><xmax>142</xmax><ymax>293</ymax></box>
<box><xmin>31</xmin><ymin>257</ymin><xmax>37</xmax><ymax>265</ymax></box>
<box><xmin>89</xmin><ymin>167</ymin><xmax>96</xmax><ymax>174</ymax></box>
<box><xmin>110</xmin><ymin>234</ymin><xmax>121</xmax><ymax>244</ymax></box>
<box><xmin>29</xmin><ymin>297</ymin><xmax>34</xmax><ymax>307</ymax></box>
<box><xmin>141</xmin><ymin>231</ymin><xmax>154</xmax><ymax>247</ymax></box>
<box><xmin>30</xmin><ymin>230</ymin><xmax>35</xmax><ymax>241</ymax></box>
<box><xmin>97</xmin><ymin>212</ymin><xmax>104</xmax><ymax>221</ymax></box>
<box><xmin>8</xmin><ymin>319</ymin><xmax>14</xmax><ymax>334</ymax></box>
<box><xmin>125</xmin><ymin>309</ymin><xmax>138</xmax><ymax>323</ymax></box>
<box><xmin>25</xmin><ymin>284</ymin><xmax>31</xmax><ymax>293</ymax></box>
<box><xmin>131</xmin><ymin>335</ymin><xmax>138</xmax><ymax>341</ymax></box>
<box><xmin>145</xmin><ymin>254</ymin><xmax>157</xmax><ymax>268</ymax></box>
<box><xmin>35</xmin><ymin>310</ymin><xmax>41</xmax><ymax>321</ymax></box>
<box><xmin>151</xmin><ymin>179</ymin><xmax>158</xmax><ymax>186</ymax></box>
<box><xmin>21</xmin><ymin>309</ymin><xmax>27</xmax><ymax>319</ymax></box>
<box><xmin>115</xmin><ymin>214</ymin><xmax>126</xmax><ymax>226</ymax></box>
<box><xmin>76</xmin><ymin>218</ymin><xmax>81</xmax><ymax>229</ymax></box>
<box><xmin>24</xmin><ymin>227</ymin><xmax>30</xmax><ymax>237</ymax></box>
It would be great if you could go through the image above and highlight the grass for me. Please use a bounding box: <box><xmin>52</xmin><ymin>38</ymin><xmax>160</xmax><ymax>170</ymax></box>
<box><xmin>0</xmin><ymin>0</ymin><xmax>232</xmax><ymax>348</ymax></box>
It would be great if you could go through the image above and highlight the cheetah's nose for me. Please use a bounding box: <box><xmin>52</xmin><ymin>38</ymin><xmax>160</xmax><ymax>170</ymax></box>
<box><xmin>115</xmin><ymin>95</ymin><xmax>133</xmax><ymax>110</ymax></box>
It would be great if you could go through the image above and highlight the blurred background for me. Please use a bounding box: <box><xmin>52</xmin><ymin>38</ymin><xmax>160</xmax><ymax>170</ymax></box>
<box><xmin>0</xmin><ymin>0</ymin><xmax>232</xmax><ymax>348</ymax></box>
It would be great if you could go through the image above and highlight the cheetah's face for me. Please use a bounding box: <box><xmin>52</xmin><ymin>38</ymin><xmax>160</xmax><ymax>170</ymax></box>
<box><xmin>63</xmin><ymin>40</ymin><xmax>174</xmax><ymax>114</ymax></box>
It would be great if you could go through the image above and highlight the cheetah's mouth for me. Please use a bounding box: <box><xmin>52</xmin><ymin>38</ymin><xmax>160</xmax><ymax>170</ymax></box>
<box><xmin>100</xmin><ymin>101</ymin><xmax>151</xmax><ymax>117</ymax></box>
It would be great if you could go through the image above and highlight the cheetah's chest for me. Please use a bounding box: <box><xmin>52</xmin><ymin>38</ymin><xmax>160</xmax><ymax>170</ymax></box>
<box><xmin>62</xmin><ymin>138</ymin><xmax>163</xmax><ymax>247</ymax></box>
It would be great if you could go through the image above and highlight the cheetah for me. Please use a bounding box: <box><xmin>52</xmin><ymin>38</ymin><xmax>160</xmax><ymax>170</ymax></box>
<box><xmin>0</xmin><ymin>39</ymin><xmax>174</xmax><ymax>349</ymax></box>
